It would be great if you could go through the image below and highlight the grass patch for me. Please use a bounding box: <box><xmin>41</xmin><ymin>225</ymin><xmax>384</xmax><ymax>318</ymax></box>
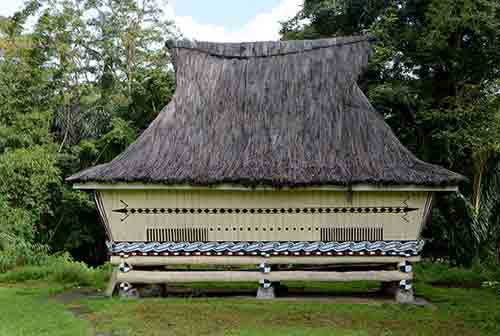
<box><xmin>83</xmin><ymin>288</ymin><xmax>497</xmax><ymax>336</ymax></box>
<box><xmin>80</xmin><ymin>261</ymin><xmax>500</xmax><ymax>336</ymax></box>
<box><xmin>1</xmin><ymin>260</ymin><xmax>499</xmax><ymax>335</ymax></box>
<box><xmin>0</xmin><ymin>285</ymin><xmax>90</xmax><ymax>336</ymax></box>
<box><xmin>416</xmin><ymin>283</ymin><xmax>500</xmax><ymax>334</ymax></box>
<box><xmin>414</xmin><ymin>260</ymin><xmax>497</xmax><ymax>286</ymax></box>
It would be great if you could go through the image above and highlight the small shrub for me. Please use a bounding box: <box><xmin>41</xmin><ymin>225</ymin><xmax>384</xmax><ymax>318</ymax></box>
<box><xmin>0</xmin><ymin>252</ymin><xmax>112</xmax><ymax>288</ymax></box>
<box><xmin>0</xmin><ymin>265</ymin><xmax>52</xmax><ymax>282</ymax></box>
<box><xmin>0</xmin><ymin>233</ymin><xmax>51</xmax><ymax>273</ymax></box>
<box><xmin>50</xmin><ymin>256</ymin><xmax>94</xmax><ymax>286</ymax></box>
<box><xmin>92</xmin><ymin>262</ymin><xmax>113</xmax><ymax>289</ymax></box>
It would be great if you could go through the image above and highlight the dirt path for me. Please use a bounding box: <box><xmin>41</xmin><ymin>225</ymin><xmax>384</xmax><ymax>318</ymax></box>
<box><xmin>52</xmin><ymin>288</ymin><xmax>112</xmax><ymax>336</ymax></box>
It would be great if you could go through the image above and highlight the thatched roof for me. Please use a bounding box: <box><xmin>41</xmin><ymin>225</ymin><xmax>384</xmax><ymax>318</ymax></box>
<box><xmin>68</xmin><ymin>36</ymin><xmax>463</xmax><ymax>187</ymax></box>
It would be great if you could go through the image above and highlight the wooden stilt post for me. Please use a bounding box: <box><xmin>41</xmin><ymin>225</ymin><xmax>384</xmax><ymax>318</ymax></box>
<box><xmin>105</xmin><ymin>268</ymin><xmax>118</xmax><ymax>297</ymax></box>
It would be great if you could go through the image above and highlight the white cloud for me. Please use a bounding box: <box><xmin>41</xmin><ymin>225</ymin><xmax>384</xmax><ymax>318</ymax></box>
<box><xmin>0</xmin><ymin>0</ymin><xmax>25</xmax><ymax>17</ymax></box>
<box><xmin>2</xmin><ymin>0</ymin><xmax>302</xmax><ymax>42</ymax></box>
<box><xmin>165</xmin><ymin>0</ymin><xmax>302</xmax><ymax>42</ymax></box>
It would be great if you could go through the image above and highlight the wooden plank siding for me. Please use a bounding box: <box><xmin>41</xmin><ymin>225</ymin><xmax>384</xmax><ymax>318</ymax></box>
<box><xmin>98</xmin><ymin>189</ymin><xmax>429</xmax><ymax>242</ymax></box>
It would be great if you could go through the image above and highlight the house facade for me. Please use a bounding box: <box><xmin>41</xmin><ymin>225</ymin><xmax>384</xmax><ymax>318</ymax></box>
<box><xmin>68</xmin><ymin>36</ymin><xmax>462</xmax><ymax>300</ymax></box>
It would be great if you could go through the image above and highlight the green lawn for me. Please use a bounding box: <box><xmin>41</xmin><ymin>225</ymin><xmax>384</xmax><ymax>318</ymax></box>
<box><xmin>0</xmin><ymin>285</ymin><xmax>90</xmax><ymax>336</ymax></box>
<box><xmin>0</xmin><ymin>279</ymin><xmax>499</xmax><ymax>336</ymax></box>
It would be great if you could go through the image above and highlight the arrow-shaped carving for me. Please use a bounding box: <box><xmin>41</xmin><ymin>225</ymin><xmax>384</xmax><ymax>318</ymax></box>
<box><xmin>401</xmin><ymin>199</ymin><xmax>418</xmax><ymax>222</ymax></box>
<box><xmin>112</xmin><ymin>200</ymin><xmax>130</xmax><ymax>222</ymax></box>
<box><xmin>402</xmin><ymin>207</ymin><xmax>418</xmax><ymax>213</ymax></box>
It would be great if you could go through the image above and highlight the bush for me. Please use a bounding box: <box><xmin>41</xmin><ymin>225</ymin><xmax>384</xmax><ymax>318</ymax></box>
<box><xmin>415</xmin><ymin>258</ymin><xmax>500</xmax><ymax>289</ymax></box>
<box><xmin>0</xmin><ymin>232</ymin><xmax>51</xmax><ymax>273</ymax></box>
<box><xmin>0</xmin><ymin>265</ymin><xmax>53</xmax><ymax>282</ymax></box>
<box><xmin>50</xmin><ymin>256</ymin><xmax>95</xmax><ymax>286</ymax></box>
<box><xmin>0</xmin><ymin>252</ymin><xmax>111</xmax><ymax>288</ymax></box>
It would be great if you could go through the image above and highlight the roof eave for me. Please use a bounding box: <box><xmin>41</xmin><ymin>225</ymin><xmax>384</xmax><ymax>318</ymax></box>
<box><xmin>73</xmin><ymin>182</ymin><xmax>459</xmax><ymax>192</ymax></box>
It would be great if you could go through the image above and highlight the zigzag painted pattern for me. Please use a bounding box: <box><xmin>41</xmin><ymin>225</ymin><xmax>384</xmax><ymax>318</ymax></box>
<box><xmin>108</xmin><ymin>240</ymin><xmax>425</xmax><ymax>255</ymax></box>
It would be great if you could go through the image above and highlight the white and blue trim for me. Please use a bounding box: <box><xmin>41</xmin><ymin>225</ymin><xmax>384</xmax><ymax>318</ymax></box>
<box><xmin>108</xmin><ymin>240</ymin><xmax>425</xmax><ymax>256</ymax></box>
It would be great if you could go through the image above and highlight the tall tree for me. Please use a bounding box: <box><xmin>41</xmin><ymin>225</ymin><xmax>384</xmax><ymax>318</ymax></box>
<box><xmin>282</xmin><ymin>0</ymin><xmax>500</xmax><ymax>263</ymax></box>
<box><xmin>0</xmin><ymin>0</ymin><xmax>176</xmax><ymax>266</ymax></box>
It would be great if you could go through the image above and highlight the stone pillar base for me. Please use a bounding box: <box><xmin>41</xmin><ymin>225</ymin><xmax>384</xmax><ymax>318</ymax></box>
<box><xmin>381</xmin><ymin>281</ymin><xmax>415</xmax><ymax>304</ymax></box>
<box><xmin>256</xmin><ymin>286</ymin><xmax>275</xmax><ymax>299</ymax></box>
<box><xmin>395</xmin><ymin>288</ymin><xmax>415</xmax><ymax>304</ymax></box>
<box><xmin>119</xmin><ymin>287</ymin><xmax>140</xmax><ymax>299</ymax></box>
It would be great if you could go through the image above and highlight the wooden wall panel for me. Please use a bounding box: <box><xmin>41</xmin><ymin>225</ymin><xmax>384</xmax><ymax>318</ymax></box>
<box><xmin>98</xmin><ymin>189</ymin><xmax>429</xmax><ymax>242</ymax></box>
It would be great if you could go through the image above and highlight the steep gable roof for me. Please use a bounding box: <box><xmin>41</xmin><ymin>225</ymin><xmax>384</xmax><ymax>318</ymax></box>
<box><xmin>68</xmin><ymin>36</ymin><xmax>463</xmax><ymax>187</ymax></box>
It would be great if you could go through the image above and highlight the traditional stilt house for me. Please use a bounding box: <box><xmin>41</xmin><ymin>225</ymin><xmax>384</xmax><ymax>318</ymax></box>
<box><xmin>68</xmin><ymin>36</ymin><xmax>463</xmax><ymax>301</ymax></box>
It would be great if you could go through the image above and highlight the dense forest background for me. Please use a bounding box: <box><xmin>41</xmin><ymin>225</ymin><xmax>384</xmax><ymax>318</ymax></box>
<box><xmin>1</xmin><ymin>0</ymin><xmax>500</xmax><ymax>269</ymax></box>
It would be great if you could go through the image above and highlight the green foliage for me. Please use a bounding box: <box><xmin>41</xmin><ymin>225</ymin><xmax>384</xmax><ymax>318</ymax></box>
<box><xmin>474</xmin><ymin>156</ymin><xmax>500</xmax><ymax>258</ymax></box>
<box><xmin>0</xmin><ymin>0</ymin><xmax>175</xmax><ymax>266</ymax></box>
<box><xmin>0</xmin><ymin>111</ymin><xmax>53</xmax><ymax>151</ymax></box>
<box><xmin>92</xmin><ymin>117</ymin><xmax>137</xmax><ymax>164</ymax></box>
<box><xmin>414</xmin><ymin>259</ymin><xmax>500</xmax><ymax>285</ymax></box>
<box><xmin>49</xmin><ymin>256</ymin><xmax>108</xmax><ymax>287</ymax></box>
<box><xmin>0</xmin><ymin>146</ymin><xmax>60</xmax><ymax>213</ymax></box>
<box><xmin>283</xmin><ymin>0</ymin><xmax>500</xmax><ymax>265</ymax></box>
<box><xmin>0</xmin><ymin>252</ymin><xmax>111</xmax><ymax>288</ymax></box>
<box><xmin>127</xmin><ymin>68</ymin><xmax>176</xmax><ymax>130</ymax></box>
<box><xmin>421</xmin><ymin>95</ymin><xmax>500</xmax><ymax>161</ymax></box>
<box><xmin>0</xmin><ymin>194</ymin><xmax>34</xmax><ymax>242</ymax></box>
<box><xmin>0</xmin><ymin>146</ymin><xmax>61</xmax><ymax>270</ymax></box>
<box><xmin>281</xmin><ymin>0</ymin><xmax>388</xmax><ymax>39</ymax></box>
<box><xmin>428</xmin><ymin>193</ymin><xmax>480</xmax><ymax>265</ymax></box>
<box><xmin>0</xmin><ymin>233</ymin><xmax>50</xmax><ymax>273</ymax></box>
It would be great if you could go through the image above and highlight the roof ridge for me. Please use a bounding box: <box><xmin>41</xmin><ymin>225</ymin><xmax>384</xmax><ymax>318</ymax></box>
<box><xmin>166</xmin><ymin>35</ymin><xmax>374</xmax><ymax>59</ymax></box>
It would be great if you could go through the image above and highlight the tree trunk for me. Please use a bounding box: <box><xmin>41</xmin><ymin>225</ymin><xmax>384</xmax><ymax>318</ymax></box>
<box><xmin>472</xmin><ymin>166</ymin><xmax>483</xmax><ymax>212</ymax></box>
<box><xmin>472</xmin><ymin>153</ymin><xmax>489</xmax><ymax>212</ymax></box>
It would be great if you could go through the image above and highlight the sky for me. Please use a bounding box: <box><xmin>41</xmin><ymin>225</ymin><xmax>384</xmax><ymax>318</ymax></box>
<box><xmin>0</xmin><ymin>0</ymin><xmax>303</xmax><ymax>42</ymax></box>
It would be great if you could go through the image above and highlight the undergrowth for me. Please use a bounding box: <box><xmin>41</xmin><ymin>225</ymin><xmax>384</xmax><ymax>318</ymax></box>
<box><xmin>0</xmin><ymin>233</ymin><xmax>51</xmax><ymax>273</ymax></box>
<box><xmin>1</xmin><ymin>231</ymin><xmax>111</xmax><ymax>288</ymax></box>
<box><xmin>0</xmin><ymin>253</ymin><xmax>111</xmax><ymax>289</ymax></box>
<box><xmin>414</xmin><ymin>258</ymin><xmax>500</xmax><ymax>286</ymax></box>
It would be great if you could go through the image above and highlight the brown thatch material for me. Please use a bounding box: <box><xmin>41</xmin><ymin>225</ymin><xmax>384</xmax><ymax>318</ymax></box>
<box><xmin>68</xmin><ymin>36</ymin><xmax>463</xmax><ymax>187</ymax></box>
